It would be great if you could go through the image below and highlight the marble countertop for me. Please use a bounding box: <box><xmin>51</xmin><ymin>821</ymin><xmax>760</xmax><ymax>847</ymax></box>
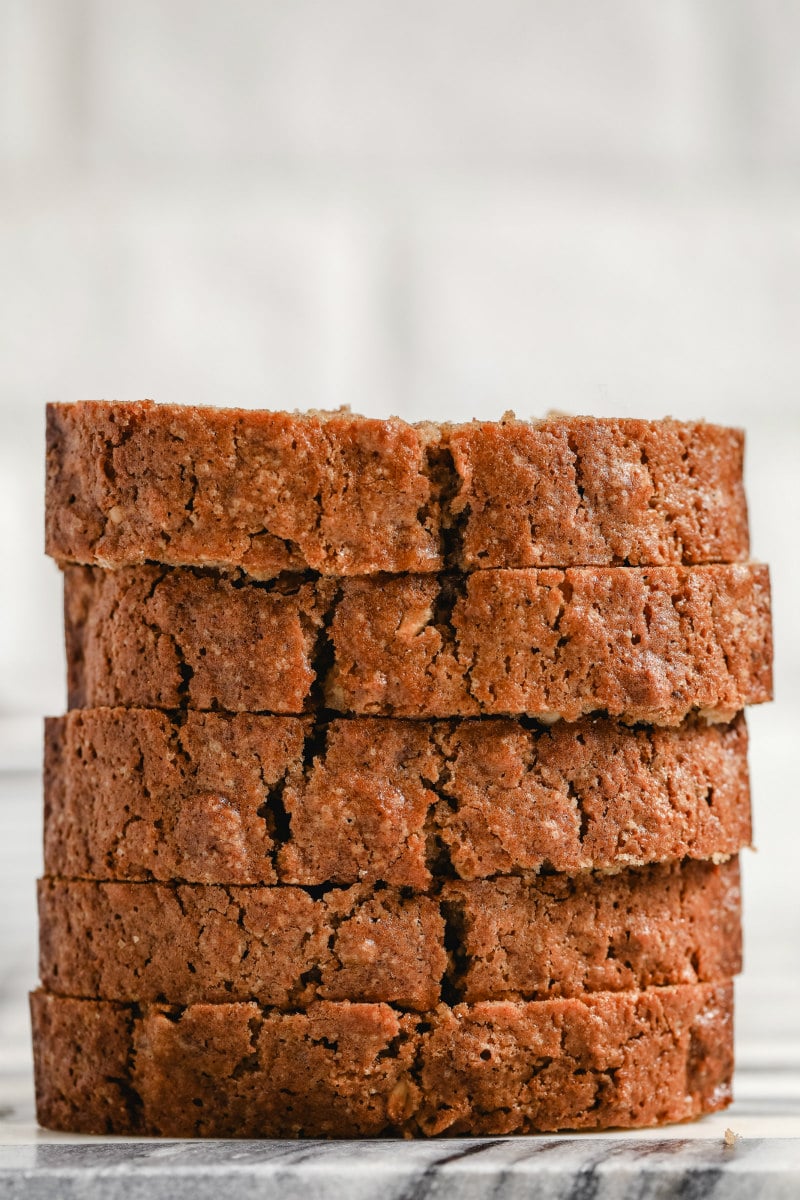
<box><xmin>2</xmin><ymin>1073</ymin><xmax>800</xmax><ymax>1199</ymax></box>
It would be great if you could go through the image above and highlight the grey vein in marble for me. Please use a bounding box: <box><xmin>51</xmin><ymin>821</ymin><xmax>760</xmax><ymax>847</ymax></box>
<box><xmin>1</xmin><ymin>1138</ymin><xmax>800</xmax><ymax>1200</ymax></box>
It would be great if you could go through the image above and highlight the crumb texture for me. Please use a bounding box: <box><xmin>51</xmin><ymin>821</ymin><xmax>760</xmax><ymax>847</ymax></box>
<box><xmin>39</xmin><ymin>401</ymin><xmax>762</xmax><ymax>1142</ymax></box>
<box><xmin>30</xmin><ymin>983</ymin><xmax>734</xmax><ymax>1136</ymax></box>
<box><xmin>39</xmin><ymin>879</ymin><xmax>447</xmax><ymax>1011</ymax></box>
<box><xmin>38</xmin><ymin>860</ymin><xmax>740</xmax><ymax>1008</ymax></box>
<box><xmin>45</xmin><ymin>709</ymin><xmax>752</xmax><ymax>886</ymax></box>
<box><xmin>46</xmin><ymin>402</ymin><xmax>749</xmax><ymax>574</ymax></box>
<box><xmin>64</xmin><ymin>563</ymin><xmax>772</xmax><ymax>724</ymax></box>
<box><xmin>64</xmin><ymin>565</ymin><xmax>335</xmax><ymax>714</ymax></box>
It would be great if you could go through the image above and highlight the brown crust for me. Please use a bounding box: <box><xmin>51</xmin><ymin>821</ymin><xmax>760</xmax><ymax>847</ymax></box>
<box><xmin>38</xmin><ymin>860</ymin><xmax>740</xmax><ymax>1009</ymax></box>
<box><xmin>448</xmin><ymin>418</ymin><xmax>749</xmax><ymax>570</ymax></box>
<box><xmin>31</xmin><ymin>983</ymin><xmax>734</xmax><ymax>1136</ymax></box>
<box><xmin>38</xmin><ymin>879</ymin><xmax>446</xmax><ymax>1011</ymax></box>
<box><xmin>46</xmin><ymin>402</ymin><xmax>749</xmax><ymax>574</ymax></box>
<box><xmin>64</xmin><ymin>563</ymin><xmax>772</xmax><ymax>724</ymax></box>
<box><xmin>442</xmin><ymin>858</ymin><xmax>741</xmax><ymax>1003</ymax></box>
<box><xmin>328</xmin><ymin>565</ymin><xmax>772</xmax><ymax>722</ymax></box>
<box><xmin>64</xmin><ymin>565</ymin><xmax>336</xmax><ymax>714</ymax></box>
<box><xmin>45</xmin><ymin>709</ymin><xmax>752</xmax><ymax>887</ymax></box>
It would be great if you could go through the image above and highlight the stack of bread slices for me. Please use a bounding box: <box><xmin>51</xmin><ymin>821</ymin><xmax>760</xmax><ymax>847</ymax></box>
<box><xmin>33</xmin><ymin>401</ymin><xmax>773</xmax><ymax>1137</ymax></box>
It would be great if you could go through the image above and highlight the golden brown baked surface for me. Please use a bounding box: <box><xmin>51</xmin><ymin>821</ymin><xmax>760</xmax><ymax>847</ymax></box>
<box><xmin>46</xmin><ymin>401</ymin><xmax>749</xmax><ymax>575</ymax></box>
<box><xmin>38</xmin><ymin>401</ymin><xmax>765</xmax><ymax>1141</ymax></box>
<box><xmin>31</xmin><ymin>983</ymin><xmax>734</xmax><ymax>1137</ymax></box>
<box><xmin>38</xmin><ymin>860</ymin><xmax>740</xmax><ymax>1008</ymax></box>
<box><xmin>45</xmin><ymin>709</ymin><xmax>752</xmax><ymax>886</ymax></box>
<box><xmin>64</xmin><ymin>562</ymin><xmax>772</xmax><ymax>723</ymax></box>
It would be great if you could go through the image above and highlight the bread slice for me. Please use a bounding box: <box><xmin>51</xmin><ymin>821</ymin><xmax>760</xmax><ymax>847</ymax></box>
<box><xmin>45</xmin><ymin>709</ymin><xmax>751</xmax><ymax>887</ymax></box>
<box><xmin>46</xmin><ymin>402</ymin><xmax>749</xmax><ymax>575</ymax></box>
<box><xmin>64</xmin><ymin>565</ymin><xmax>336</xmax><ymax>715</ymax></box>
<box><xmin>64</xmin><ymin>562</ymin><xmax>772</xmax><ymax>724</ymax></box>
<box><xmin>31</xmin><ymin>983</ymin><xmax>733</xmax><ymax>1136</ymax></box>
<box><xmin>38</xmin><ymin>859</ymin><xmax>740</xmax><ymax>1008</ymax></box>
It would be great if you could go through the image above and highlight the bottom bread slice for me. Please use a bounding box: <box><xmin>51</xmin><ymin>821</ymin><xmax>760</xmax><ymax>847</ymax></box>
<box><xmin>31</xmin><ymin>983</ymin><xmax>733</xmax><ymax>1137</ymax></box>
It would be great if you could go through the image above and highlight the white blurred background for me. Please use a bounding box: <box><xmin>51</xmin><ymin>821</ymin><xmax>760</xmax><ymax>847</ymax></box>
<box><xmin>0</xmin><ymin>0</ymin><xmax>798</xmax><ymax>1077</ymax></box>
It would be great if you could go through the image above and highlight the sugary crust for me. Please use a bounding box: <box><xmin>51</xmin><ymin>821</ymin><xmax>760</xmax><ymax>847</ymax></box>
<box><xmin>46</xmin><ymin>402</ymin><xmax>749</xmax><ymax>573</ymax></box>
<box><xmin>64</xmin><ymin>563</ymin><xmax>773</xmax><ymax>724</ymax></box>
<box><xmin>45</xmin><ymin>709</ymin><xmax>752</xmax><ymax>887</ymax></box>
<box><xmin>38</xmin><ymin>860</ymin><xmax>741</xmax><ymax>1007</ymax></box>
<box><xmin>31</xmin><ymin>983</ymin><xmax>734</xmax><ymax>1136</ymax></box>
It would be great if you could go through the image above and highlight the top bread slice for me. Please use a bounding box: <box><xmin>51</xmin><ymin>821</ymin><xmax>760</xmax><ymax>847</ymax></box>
<box><xmin>46</xmin><ymin>401</ymin><xmax>749</xmax><ymax>576</ymax></box>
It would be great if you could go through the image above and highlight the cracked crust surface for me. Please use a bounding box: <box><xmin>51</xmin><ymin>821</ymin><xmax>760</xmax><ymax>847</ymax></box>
<box><xmin>64</xmin><ymin>563</ymin><xmax>772</xmax><ymax>724</ymax></box>
<box><xmin>46</xmin><ymin>402</ymin><xmax>749</xmax><ymax>574</ymax></box>
<box><xmin>45</xmin><ymin>709</ymin><xmax>752</xmax><ymax>886</ymax></box>
<box><xmin>328</xmin><ymin>565</ymin><xmax>772</xmax><ymax>721</ymax></box>
<box><xmin>38</xmin><ymin>879</ymin><xmax>446</xmax><ymax>1011</ymax></box>
<box><xmin>441</xmin><ymin>858</ymin><xmax>740</xmax><ymax>1003</ymax></box>
<box><xmin>64</xmin><ymin>565</ymin><xmax>336</xmax><ymax>713</ymax></box>
<box><xmin>38</xmin><ymin>860</ymin><xmax>740</xmax><ymax>1008</ymax></box>
<box><xmin>31</xmin><ymin>983</ymin><xmax>734</xmax><ymax>1136</ymax></box>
